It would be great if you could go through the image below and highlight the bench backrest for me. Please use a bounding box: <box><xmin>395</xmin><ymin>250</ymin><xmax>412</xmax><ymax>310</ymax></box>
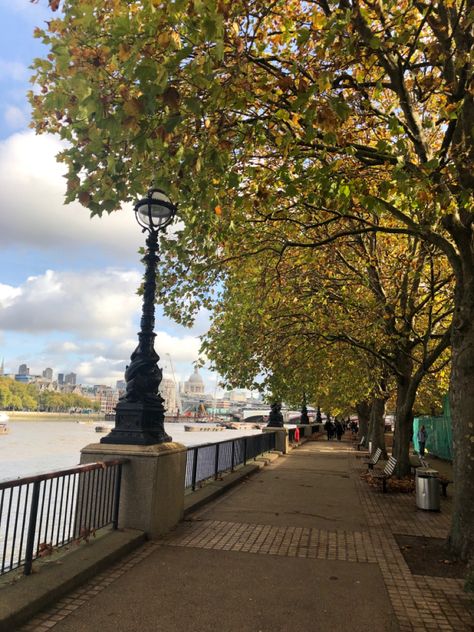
<box><xmin>384</xmin><ymin>456</ymin><xmax>397</xmax><ymax>476</ymax></box>
<box><xmin>371</xmin><ymin>447</ymin><xmax>382</xmax><ymax>463</ymax></box>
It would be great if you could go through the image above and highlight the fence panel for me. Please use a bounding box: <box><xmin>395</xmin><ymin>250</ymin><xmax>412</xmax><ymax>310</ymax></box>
<box><xmin>184</xmin><ymin>432</ymin><xmax>276</xmax><ymax>491</ymax></box>
<box><xmin>0</xmin><ymin>459</ymin><xmax>126</xmax><ymax>576</ymax></box>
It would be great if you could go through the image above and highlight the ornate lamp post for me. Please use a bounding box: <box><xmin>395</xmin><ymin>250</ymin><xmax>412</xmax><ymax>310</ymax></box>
<box><xmin>316</xmin><ymin>405</ymin><xmax>322</xmax><ymax>425</ymax></box>
<box><xmin>267</xmin><ymin>402</ymin><xmax>284</xmax><ymax>427</ymax></box>
<box><xmin>300</xmin><ymin>392</ymin><xmax>310</xmax><ymax>424</ymax></box>
<box><xmin>101</xmin><ymin>189</ymin><xmax>176</xmax><ymax>445</ymax></box>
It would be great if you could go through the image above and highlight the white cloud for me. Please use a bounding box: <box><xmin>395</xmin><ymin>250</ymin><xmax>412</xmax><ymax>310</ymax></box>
<box><xmin>75</xmin><ymin>357</ymin><xmax>126</xmax><ymax>384</ymax></box>
<box><xmin>0</xmin><ymin>282</ymin><xmax>22</xmax><ymax>307</ymax></box>
<box><xmin>155</xmin><ymin>331</ymin><xmax>202</xmax><ymax>362</ymax></box>
<box><xmin>0</xmin><ymin>268</ymin><xmax>142</xmax><ymax>337</ymax></box>
<box><xmin>0</xmin><ymin>131</ymin><xmax>144</xmax><ymax>261</ymax></box>
<box><xmin>48</xmin><ymin>341</ymin><xmax>80</xmax><ymax>354</ymax></box>
<box><xmin>3</xmin><ymin>104</ymin><xmax>27</xmax><ymax>128</ymax></box>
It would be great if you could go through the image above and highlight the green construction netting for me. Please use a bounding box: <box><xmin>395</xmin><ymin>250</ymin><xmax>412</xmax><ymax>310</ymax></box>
<box><xmin>413</xmin><ymin>398</ymin><xmax>453</xmax><ymax>461</ymax></box>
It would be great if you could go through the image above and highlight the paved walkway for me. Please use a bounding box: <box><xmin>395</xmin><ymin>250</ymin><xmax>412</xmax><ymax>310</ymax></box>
<box><xmin>20</xmin><ymin>438</ymin><xmax>473</xmax><ymax>632</ymax></box>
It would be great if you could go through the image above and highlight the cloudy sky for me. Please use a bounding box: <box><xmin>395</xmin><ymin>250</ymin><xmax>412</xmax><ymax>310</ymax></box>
<box><xmin>0</xmin><ymin>0</ymin><xmax>217</xmax><ymax>391</ymax></box>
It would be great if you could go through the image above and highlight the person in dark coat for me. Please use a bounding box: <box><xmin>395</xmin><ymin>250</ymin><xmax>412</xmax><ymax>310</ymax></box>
<box><xmin>335</xmin><ymin>420</ymin><xmax>344</xmax><ymax>441</ymax></box>
<box><xmin>324</xmin><ymin>419</ymin><xmax>332</xmax><ymax>441</ymax></box>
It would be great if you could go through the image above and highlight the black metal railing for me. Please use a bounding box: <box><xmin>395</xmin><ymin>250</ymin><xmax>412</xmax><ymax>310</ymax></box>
<box><xmin>185</xmin><ymin>432</ymin><xmax>276</xmax><ymax>491</ymax></box>
<box><xmin>0</xmin><ymin>459</ymin><xmax>126</xmax><ymax>576</ymax></box>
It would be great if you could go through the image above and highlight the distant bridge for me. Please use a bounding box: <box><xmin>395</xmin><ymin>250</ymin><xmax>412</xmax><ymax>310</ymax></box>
<box><xmin>242</xmin><ymin>409</ymin><xmax>316</xmax><ymax>423</ymax></box>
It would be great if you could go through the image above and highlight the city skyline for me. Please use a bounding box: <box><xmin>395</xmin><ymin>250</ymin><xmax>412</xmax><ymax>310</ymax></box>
<box><xmin>0</xmin><ymin>359</ymin><xmax>255</xmax><ymax>416</ymax></box>
<box><xmin>0</xmin><ymin>2</ymin><xmax>220</xmax><ymax>393</ymax></box>
<box><xmin>0</xmin><ymin>350</ymin><xmax>225</xmax><ymax>394</ymax></box>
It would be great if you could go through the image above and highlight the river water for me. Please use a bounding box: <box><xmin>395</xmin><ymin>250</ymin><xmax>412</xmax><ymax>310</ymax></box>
<box><xmin>0</xmin><ymin>419</ymin><xmax>263</xmax><ymax>482</ymax></box>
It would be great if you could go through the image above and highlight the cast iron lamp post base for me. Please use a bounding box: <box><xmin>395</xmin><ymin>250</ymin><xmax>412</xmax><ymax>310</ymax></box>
<box><xmin>100</xmin><ymin>401</ymin><xmax>172</xmax><ymax>445</ymax></box>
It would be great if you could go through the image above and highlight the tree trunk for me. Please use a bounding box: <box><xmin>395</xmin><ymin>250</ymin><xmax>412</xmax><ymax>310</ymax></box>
<box><xmin>392</xmin><ymin>369</ymin><xmax>416</xmax><ymax>477</ymax></box>
<box><xmin>448</xmin><ymin>284</ymin><xmax>474</xmax><ymax>563</ymax></box>
<box><xmin>356</xmin><ymin>400</ymin><xmax>371</xmax><ymax>445</ymax></box>
<box><xmin>368</xmin><ymin>396</ymin><xmax>387</xmax><ymax>458</ymax></box>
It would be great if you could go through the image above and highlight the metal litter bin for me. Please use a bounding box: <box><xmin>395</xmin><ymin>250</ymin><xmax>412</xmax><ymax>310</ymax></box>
<box><xmin>416</xmin><ymin>467</ymin><xmax>440</xmax><ymax>511</ymax></box>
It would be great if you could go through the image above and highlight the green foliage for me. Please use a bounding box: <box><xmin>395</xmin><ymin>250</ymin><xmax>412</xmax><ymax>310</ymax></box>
<box><xmin>0</xmin><ymin>378</ymin><xmax>98</xmax><ymax>412</ymax></box>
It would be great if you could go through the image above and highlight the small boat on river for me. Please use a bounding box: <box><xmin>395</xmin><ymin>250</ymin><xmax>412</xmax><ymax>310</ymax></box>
<box><xmin>0</xmin><ymin>412</ymin><xmax>9</xmax><ymax>433</ymax></box>
<box><xmin>219</xmin><ymin>422</ymin><xmax>263</xmax><ymax>430</ymax></box>
<box><xmin>95</xmin><ymin>424</ymin><xmax>114</xmax><ymax>433</ymax></box>
<box><xmin>184</xmin><ymin>424</ymin><xmax>227</xmax><ymax>432</ymax></box>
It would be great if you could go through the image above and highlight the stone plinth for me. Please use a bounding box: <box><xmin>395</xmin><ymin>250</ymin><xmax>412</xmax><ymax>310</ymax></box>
<box><xmin>80</xmin><ymin>442</ymin><xmax>187</xmax><ymax>539</ymax></box>
<box><xmin>263</xmin><ymin>427</ymin><xmax>289</xmax><ymax>454</ymax></box>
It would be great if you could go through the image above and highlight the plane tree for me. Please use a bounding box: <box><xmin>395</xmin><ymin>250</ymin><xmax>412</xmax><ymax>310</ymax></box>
<box><xmin>198</xmin><ymin>224</ymin><xmax>452</xmax><ymax>467</ymax></box>
<box><xmin>30</xmin><ymin>0</ymin><xmax>473</xmax><ymax>560</ymax></box>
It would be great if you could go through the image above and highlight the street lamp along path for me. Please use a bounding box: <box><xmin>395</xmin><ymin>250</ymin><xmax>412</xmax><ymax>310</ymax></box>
<box><xmin>101</xmin><ymin>189</ymin><xmax>177</xmax><ymax>445</ymax></box>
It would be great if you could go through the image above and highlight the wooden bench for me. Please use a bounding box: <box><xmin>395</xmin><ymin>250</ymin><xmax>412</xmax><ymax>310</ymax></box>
<box><xmin>363</xmin><ymin>447</ymin><xmax>382</xmax><ymax>470</ymax></box>
<box><xmin>437</xmin><ymin>475</ymin><xmax>452</xmax><ymax>497</ymax></box>
<box><xmin>355</xmin><ymin>435</ymin><xmax>366</xmax><ymax>451</ymax></box>
<box><xmin>371</xmin><ymin>456</ymin><xmax>397</xmax><ymax>493</ymax></box>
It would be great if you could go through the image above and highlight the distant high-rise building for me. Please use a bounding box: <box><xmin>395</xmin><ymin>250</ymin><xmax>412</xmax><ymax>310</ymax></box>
<box><xmin>58</xmin><ymin>373</ymin><xmax>64</xmax><ymax>385</ymax></box>
<box><xmin>64</xmin><ymin>372</ymin><xmax>77</xmax><ymax>385</ymax></box>
<box><xmin>0</xmin><ymin>358</ymin><xmax>4</xmax><ymax>376</ymax></box>
<box><xmin>18</xmin><ymin>364</ymin><xmax>29</xmax><ymax>376</ymax></box>
<box><xmin>42</xmin><ymin>367</ymin><xmax>53</xmax><ymax>380</ymax></box>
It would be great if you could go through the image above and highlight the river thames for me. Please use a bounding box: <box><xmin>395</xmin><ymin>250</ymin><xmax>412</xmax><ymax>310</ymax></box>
<box><xmin>0</xmin><ymin>418</ymin><xmax>263</xmax><ymax>482</ymax></box>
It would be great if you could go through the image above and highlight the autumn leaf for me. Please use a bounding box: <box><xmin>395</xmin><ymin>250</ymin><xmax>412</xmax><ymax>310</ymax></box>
<box><xmin>79</xmin><ymin>191</ymin><xmax>91</xmax><ymax>206</ymax></box>
<box><xmin>163</xmin><ymin>86</ymin><xmax>180</xmax><ymax>111</ymax></box>
<box><xmin>123</xmin><ymin>98</ymin><xmax>142</xmax><ymax>117</ymax></box>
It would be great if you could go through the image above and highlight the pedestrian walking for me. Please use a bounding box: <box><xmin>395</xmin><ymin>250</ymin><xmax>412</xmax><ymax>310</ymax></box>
<box><xmin>324</xmin><ymin>419</ymin><xmax>332</xmax><ymax>441</ymax></box>
<box><xmin>417</xmin><ymin>425</ymin><xmax>427</xmax><ymax>456</ymax></box>
<box><xmin>335</xmin><ymin>420</ymin><xmax>344</xmax><ymax>441</ymax></box>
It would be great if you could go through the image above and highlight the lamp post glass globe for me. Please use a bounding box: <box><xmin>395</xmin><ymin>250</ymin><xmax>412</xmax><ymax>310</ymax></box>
<box><xmin>134</xmin><ymin>188</ymin><xmax>176</xmax><ymax>232</ymax></box>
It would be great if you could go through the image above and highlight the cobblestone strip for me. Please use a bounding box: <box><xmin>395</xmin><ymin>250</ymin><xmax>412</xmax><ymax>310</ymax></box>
<box><xmin>164</xmin><ymin>518</ymin><xmax>378</xmax><ymax>564</ymax></box>
<box><xmin>352</xmin><ymin>453</ymin><xmax>473</xmax><ymax>632</ymax></box>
